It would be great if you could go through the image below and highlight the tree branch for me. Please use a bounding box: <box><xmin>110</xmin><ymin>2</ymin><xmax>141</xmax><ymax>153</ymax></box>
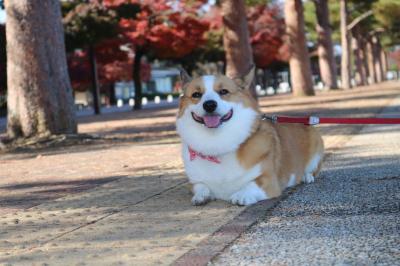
<box><xmin>347</xmin><ymin>10</ymin><xmax>373</xmax><ymax>31</ymax></box>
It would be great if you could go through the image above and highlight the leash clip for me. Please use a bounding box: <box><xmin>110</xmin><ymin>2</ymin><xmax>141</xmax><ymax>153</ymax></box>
<box><xmin>262</xmin><ymin>114</ymin><xmax>278</xmax><ymax>124</ymax></box>
<box><xmin>308</xmin><ymin>116</ymin><xmax>320</xmax><ymax>125</ymax></box>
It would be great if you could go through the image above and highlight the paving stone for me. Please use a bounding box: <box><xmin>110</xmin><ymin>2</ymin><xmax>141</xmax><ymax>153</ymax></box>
<box><xmin>2</xmin><ymin>184</ymin><xmax>243</xmax><ymax>265</ymax></box>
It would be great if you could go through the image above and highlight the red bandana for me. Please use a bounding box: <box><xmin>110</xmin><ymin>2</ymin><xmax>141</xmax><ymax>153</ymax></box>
<box><xmin>188</xmin><ymin>146</ymin><xmax>221</xmax><ymax>164</ymax></box>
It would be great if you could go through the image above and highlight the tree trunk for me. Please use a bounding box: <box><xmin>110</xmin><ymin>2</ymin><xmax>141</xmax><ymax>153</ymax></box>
<box><xmin>6</xmin><ymin>0</ymin><xmax>77</xmax><ymax>139</ymax></box>
<box><xmin>381</xmin><ymin>49</ymin><xmax>388</xmax><ymax>80</ymax></box>
<box><xmin>352</xmin><ymin>29</ymin><xmax>367</xmax><ymax>86</ymax></box>
<box><xmin>221</xmin><ymin>0</ymin><xmax>256</xmax><ymax>98</ymax></box>
<box><xmin>360</xmin><ymin>37</ymin><xmax>370</xmax><ymax>83</ymax></box>
<box><xmin>372</xmin><ymin>34</ymin><xmax>384</xmax><ymax>83</ymax></box>
<box><xmin>366</xmin><ymin>38</ymin><xmax>376</xmax><ymax>84</ymax></box>
<box><xmin>0</xmin><ymin>25</ymin><xmax>6</xmax><ymax>96</ymax></box>
<box><xmin>340</xmin><ymin>0</ymin><xmax>351</xmax><ymax>89</ymax></box>
<box><xmin>109</xmin><ymin>83</ymin><xmax>116</xmax><ymax>106</ymax></box>
<box><xmin>284</xmin><ymin>0</ymin><xmax>315</xmax><ymax>96</ymax></box>
<box><xmin>88</xmin><ymin>45</ymin><xmax>101</xmax><ymax>115</ymax></box>
<box><xmin>313</xmin><ymin>0</ymin><xmax>338</xmax><ymax>90</ymax></box>
<box><xmin>133</xmin><ymin>49</ymin><xmax>143</xmax><ymax>110</ymax></box>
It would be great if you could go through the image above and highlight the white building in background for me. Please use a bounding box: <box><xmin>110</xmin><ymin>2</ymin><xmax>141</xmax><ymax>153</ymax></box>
<box><xmin>151</xmin><ymin>68</ymin><xmax>180</xmax><ymax>93</ymax></box>
<box><xmin>114</xmin><ymin>68</ymin><xmax>180</xmax><ymax>102</ymax></box>
<box><xmin>114</xmin><ymin>81</ymin><xmax>135</xmax><ymax>101</ymax></box>
<box><xmin>75</xmin><ymin>67</ymin><xmax>181</xmax><ymax>107</ymax></box>
<box><xmin>0</xmin><ymin>10</ymin><xmax>5</xmax><ymax>24</ymax></box>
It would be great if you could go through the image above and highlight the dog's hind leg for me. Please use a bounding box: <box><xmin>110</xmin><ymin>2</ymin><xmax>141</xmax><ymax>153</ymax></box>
<box><xmin>302</xmin><ymin>152</ymin><xmax>323</xmax><ymax>184</ymax></box>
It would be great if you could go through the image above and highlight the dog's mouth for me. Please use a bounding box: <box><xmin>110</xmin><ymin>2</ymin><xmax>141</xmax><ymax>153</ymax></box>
<box><xmin>191</xmin><ymin>109</ymin><xmax>233</xmax><ymax>128</ymax></box>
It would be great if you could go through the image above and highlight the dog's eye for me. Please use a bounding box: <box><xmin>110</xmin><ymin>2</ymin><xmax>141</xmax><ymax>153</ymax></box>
<box><xmin>219</xmin><ymin>89</ymin><xmax>229</xmax><ymax>96</ymax></box>
<box><xmin>192</xmin><ymin>92</ymin><xmax>202</xmax><ymax>98</ymax></box>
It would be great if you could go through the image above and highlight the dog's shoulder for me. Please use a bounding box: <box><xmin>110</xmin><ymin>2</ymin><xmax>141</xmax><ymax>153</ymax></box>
<box><xmin>237</xmin><ymin>120</ymin><xmax>279</xmax><ymax>169</ymax></box>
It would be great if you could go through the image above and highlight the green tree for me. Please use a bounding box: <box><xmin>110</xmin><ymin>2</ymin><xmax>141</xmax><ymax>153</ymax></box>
<box><xmin>373</xmin><ymin>0</ymin><xmax>400</xmax><ymax>46</ymax></box>
<box><xmin>305</xmin><ymin>0</ymin><xmax>400</xmax><ymax>86</ymax></box>
<box><xmin>304</xmin><ymin>0</ymin><xmax>340</xmax><ymax>42</ymax></box>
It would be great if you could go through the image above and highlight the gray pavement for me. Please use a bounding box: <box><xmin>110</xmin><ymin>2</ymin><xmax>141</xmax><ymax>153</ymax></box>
<box><xmin>212</xmin><ymin>98</ymin><xmax>400</xmax><ymax>265</ymax></box>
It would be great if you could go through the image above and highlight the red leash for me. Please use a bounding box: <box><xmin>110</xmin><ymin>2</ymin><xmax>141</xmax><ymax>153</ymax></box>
<box><xmin>263</xmin><ymin>115</ymin><xmax>400</xmax><ymax>126</ymax></box>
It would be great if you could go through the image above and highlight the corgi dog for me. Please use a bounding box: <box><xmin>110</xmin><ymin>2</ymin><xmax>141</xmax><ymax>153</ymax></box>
<box><xmin>176</xmin><ymin>68</ymin><xmax>324</xmax><ymax>206</ymax></box>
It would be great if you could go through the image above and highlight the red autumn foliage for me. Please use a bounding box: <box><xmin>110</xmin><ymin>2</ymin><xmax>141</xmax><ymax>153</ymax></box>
<box><xmin>100</xmin><ymin>58</ymin><xmax>151</xmax><ymax>84</ymax></box>
<box><xmin>118</xmin><ymin>1</ymin><xmax>209</xmax><ymax>59</ymax></box>
<box><xmin>68</xmin><ymin>1</ymin><xmax>208</xmax><ymax>92</ymax></box>
<box><xmin>202</xmin><ymin>4</ymin><xmax>288</xmax><ymax>69</ymax></box>
<box><xmin>389</xmin><ymin>49</ymin><xmax>400</xmax><ymax>69</ymax></box>
<box><xmin>247</xmin><ymin>5</ymin><xmax>289</xmax><ymax>68</ymax></box>
<box><xmin>205</xmin><ymin>5</ymin><xmax>223</xmax><ymax>30</ymax></box>
<box><xmin>67</xmin><ymin>1</ymin><xmax>288</xmax><ymax>93</ymax></box>
<box><xmin>67</xmin><ymin>39</ymin><xmax>150</xmax><ymax>91</ymax></box>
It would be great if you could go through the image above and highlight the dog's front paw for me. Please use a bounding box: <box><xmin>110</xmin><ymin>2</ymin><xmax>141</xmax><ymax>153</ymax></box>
<box><xmin>230</xmin><ymin>182</ymin><xmax>267</xmax><ymax>206</ymax></box>
<box><xmin>192</xmin><ymin>183</ymin><xmax>213</xmax><ymax>206</ymax></box>
<box><xmin>192</xmin><ymin>194</ymin><xmax>211</xmax><ymax>206</ymax></box>
<box><xmin>302</xmin><ymin>173</ymin><xmax>315</xmax><ymax>184</ymax></box>
<box><xmin>230</xmin><ymin>193</ymin><xmax>258</xmax><ymax>206</ymax></box>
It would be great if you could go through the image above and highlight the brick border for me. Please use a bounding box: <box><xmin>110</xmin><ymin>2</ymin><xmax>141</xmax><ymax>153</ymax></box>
<box><xmin>173</xmin><ymin>196</ymin><xmax>284</xmax><ymax>266</ymax></box>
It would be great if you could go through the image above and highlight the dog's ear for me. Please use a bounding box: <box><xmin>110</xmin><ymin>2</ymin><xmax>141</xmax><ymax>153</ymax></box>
<box><xmin>232</xmin><ymin>65</ymin><xmax>255</xmax><ymax>90</ymax></box>
<box><xmin>179</xmin><ymin>67</ymin><xmax>192</xmax><ymax>88</ymax></box>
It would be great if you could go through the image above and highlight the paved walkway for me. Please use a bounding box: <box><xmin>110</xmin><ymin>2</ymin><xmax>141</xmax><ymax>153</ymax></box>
<box><xmin>0</xmin><ymin>81</ymin><xmax>399</xmax><ymax>265</ymax></box>
<box><xmin>213</xmin><ymin>94</ymin><xmax>400</xmax><ymax>265</ymax></box>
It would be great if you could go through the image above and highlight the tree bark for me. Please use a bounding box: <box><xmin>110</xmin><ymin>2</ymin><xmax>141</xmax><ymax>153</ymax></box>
<box><xmin>221</xmin><ymin>0</ymin><xmax>256</xmax><ymax>98</ymax></box>
<box><xmin>360</xmin><ymin>37</ymin><xmax>370</xmax><ymax>83</ymax></box>
<box><xmin>313</xmin><ymin>0</ymin><xmax>338</xmax><ymax>90</ymax></box>
<box><xmin>340</xmin><ymin>0</ymin><xmax>351</xmax><ymax>89</ymax></box>
<box><xmin>0</xmin><ymin>25</ymin><xmax>6</xmax><ymax>96</ymax></box>
<box><xmin>88</xmin><ymin>45</ymin><xmax>101</xmax><ymax>115</ymax></box>
<box><xmin>381</xmin><ymin>49</ymin><xmax>388</xmax><ymax>80</ymax></box>
<box><xmin>284</xmin><ymin>0</ymin><xmax>315</xmax><ymax>96</ymax></box>
<box><xmin>6</xmin><ymin>0</ymin><xmax>77</xmax><ymax>139</ymax></box>
<box><xmin>352</xmin><ymin>29</ymin><xmax>367</xmax><ymax>86</ymax></box>
<box><xmin>133</xmin><ymin>49</ymin><xmax>143</xmax><ymax>110</ymax></box>
<box><xmin>109</xmin><ymin>83</ymin><xmax>116</xmax><ymax>105</ymax></box>
<box><xmin>372</xmin><ymin>34</ymin><xmax>384</xmax><ymax>83</ymax></box>
<box><xmin>366</xmin><ymin>38</ymin><xmax>376</xmax><ymax>84</ymax></box>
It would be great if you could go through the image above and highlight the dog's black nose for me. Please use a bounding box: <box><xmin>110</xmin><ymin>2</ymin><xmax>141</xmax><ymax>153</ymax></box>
<box><xmin>203</xmin><ymin>100</ymin><xmax>218</xmax><ymax>113</ymax></box>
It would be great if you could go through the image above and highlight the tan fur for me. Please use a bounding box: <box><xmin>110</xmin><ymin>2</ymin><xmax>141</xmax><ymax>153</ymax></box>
<box><xmin>239</xmin><ymin>121</ymin><xmax>324</xmax><ymax>198</ymax></box>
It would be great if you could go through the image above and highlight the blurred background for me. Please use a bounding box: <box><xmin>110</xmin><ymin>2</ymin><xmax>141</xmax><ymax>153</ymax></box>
<box><xmin>0</xmin><ymin>0</ymin><xmax>399</xmax><ymax>138</ymax></box>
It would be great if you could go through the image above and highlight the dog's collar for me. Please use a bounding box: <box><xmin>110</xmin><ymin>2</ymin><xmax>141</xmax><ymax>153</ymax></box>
<box><xmin>188</xmin><ymin>146</ymin><xmax>221</xmax><ymax>164</ymax></box>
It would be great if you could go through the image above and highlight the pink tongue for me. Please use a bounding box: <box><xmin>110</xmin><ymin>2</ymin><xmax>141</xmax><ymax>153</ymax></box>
<box><xmin>203</xmin><ymin>115</ymin><xmax>221</xmax><ymax>128</ymax></box>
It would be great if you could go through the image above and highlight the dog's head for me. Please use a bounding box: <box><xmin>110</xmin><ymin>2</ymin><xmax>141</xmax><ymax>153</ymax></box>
<box><xmin>176</xmin><ymin>68</ymin><xmax>260</xmax><ymax>155</ymax></box>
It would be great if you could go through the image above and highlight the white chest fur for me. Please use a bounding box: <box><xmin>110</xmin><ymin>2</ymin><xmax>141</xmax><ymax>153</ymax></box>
<box><xmin>182</xmin><ymin>143</ymin><xmax>262</xmax><ymax>200</ymax></box>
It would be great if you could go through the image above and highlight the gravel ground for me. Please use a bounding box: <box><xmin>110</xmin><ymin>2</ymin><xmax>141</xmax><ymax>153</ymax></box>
<box><xmin>212</xmin><ymin>98</ymin><xmax>400</xmax><ymax>266</ymax></box>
